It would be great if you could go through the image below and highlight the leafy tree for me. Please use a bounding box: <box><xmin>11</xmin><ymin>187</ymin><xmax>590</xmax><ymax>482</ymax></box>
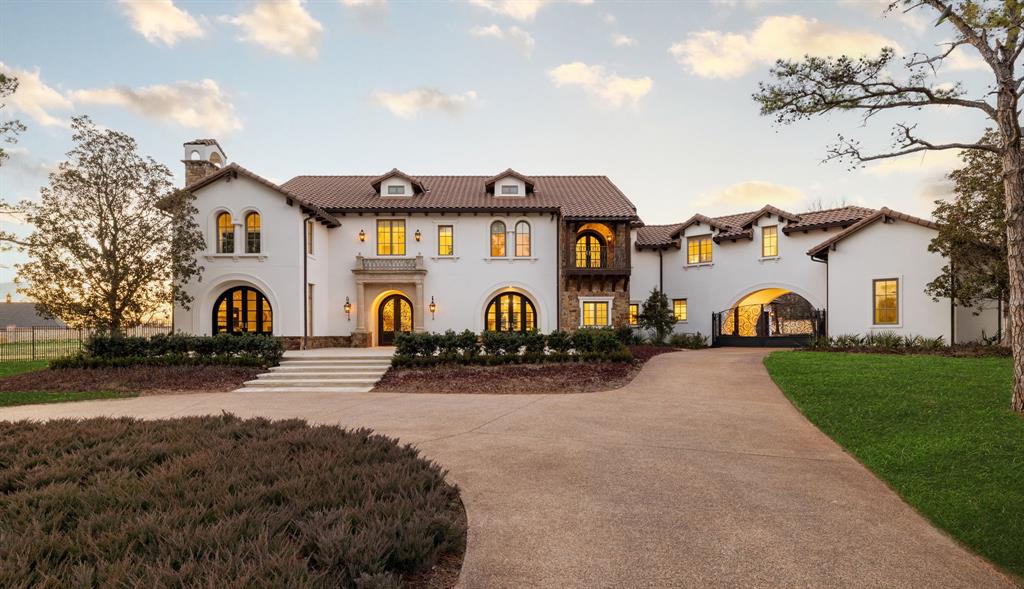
<box><xmin>753</xmin><ymin>0</ymin><xmax>1024</xmax><ymax>413</ymax></box>
<box><xmin>16</xmin><ymin>116</ymin><xmax>205</xmax><ymax>331</ymax></box>
<box><xmin>639</xmin><ymin>288</ymin><xmax>675</xmax><ymax>344</ymax></box>
<box><xmin>926</xmin><ymin>131</ymin><xmax>1008</xmax><ymax>337</ymax></box>
<box><xmin>1</xmin><ymin>73</ymin><xmax>29</xmax><ymax>250</ymax></box>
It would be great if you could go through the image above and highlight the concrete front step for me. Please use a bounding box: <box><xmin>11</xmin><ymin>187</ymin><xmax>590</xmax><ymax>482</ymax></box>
<box><xmin>277</xmin><ymin>362</ymin><xmax>392</xmax><ymax>369</ymax></box>
<box><xmin>281</xmin><ymin>356</ymin><xmax>392</xmax><ymax>363</ymax></box>
<box><xmin>245</xmin><ymin>378</ymin><xmax>378</xmax><ymax>387</ymax></box>
<box><xmin>237</xmin><ymin>386</ymin><xmax>373</xmax><ymax>393</ymax></box>
<box><xmin>259</xmin><ymin>371</ymin><xmax>386</xmax><ymax>379</ymax></box>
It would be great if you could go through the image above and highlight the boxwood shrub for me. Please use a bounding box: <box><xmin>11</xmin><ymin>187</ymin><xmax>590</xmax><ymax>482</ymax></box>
<box><xmin>56</xmin><ymin>333</ymin><xmax>284</xmax><ymax>369</ymax></box>
<box><xmin>392</xmin><ymin>329</ymin><xmax>630</xmax><ymax>367</ymax></box>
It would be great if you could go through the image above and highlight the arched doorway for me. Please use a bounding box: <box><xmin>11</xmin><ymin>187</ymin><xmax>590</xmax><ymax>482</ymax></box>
<box><xmin>213</xmin><ymin>286</ymin><xmax>273</xmax><ymax>335</ymax></box>
<box><xmin>377</xmin><ymin>293</ymin><xmax>413</xmax><ymax>345</ymax></box>
<box><xmin>485</xmin><ymin>291</ymin><xmax>537</xmax><ymax>332</ymax></box>
<box><xmin>713</xmin><ymin>288</ymin><xmax>823</xmax><ymax>346</ymax></box>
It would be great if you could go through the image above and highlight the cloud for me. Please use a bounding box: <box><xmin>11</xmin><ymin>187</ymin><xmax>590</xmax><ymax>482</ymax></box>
<box><xmin>611</xmin><ymin>33</ymin><xmax>635</xmax><ymax>47</ymax></box>
<box><xmin>372</xmin><ymin>88</ymin><xmax>478</xmax><ymax>119</ymax></box>
<box><xmin>0</xmin><ymin>63</ymin><xmax>73</xmax><ymax>127</ymax></box>
<box><xmin>225</xmin><ymin>0</ymin><xmax>322</xmax><ymax>59</ymax></box>
<box><xmin>840</xmin><ymin>0</ymin><xmax>928</xmax><ymax>34</ymax></box>
<box><xmin>600</xmin><ymin>12</ymin><xmax>616</xmax><ymax>24</ymax></box>
<box><xmin>669</xmin><ymin>15</ymin><xmax>897</xmax><ymax>79</ymax></box>
<box><xmin>695</xmin><ymin>180</ymin><xmax>804</xmax><ymax>211</ymax></box>
<box><xmin>468</xmin><ymin>0</ymin><xmax>592</xmax><ymax>22</ymax></box>
<box><xmin>863</xmin><ymin>149</ymin><xmax>963</xmax><ymax>176</ymax></box>
<box><xmin>547</xmin><ymin>62</ymin><xmax>652</xmax><ymax>108</ymax></box>
<box><xmin>71</xmin><ymin>79</ymin><xmax>242</xmax><ymax>135</ymax></box>
<box><xmin>470</xmin><ymin>24</ymin><xmax>535</xmax><ymax>54</ymax></box>
<box><xmin>340</xmin><ymin>0</ymin><xmax>386</xmax><ymax>5</ymax></box>
<box><xmin>944</xmin><ymin>45</ymin><xmax>987</xmax><ymax>71</ymax></box>
<box><xmin>118</xmin><ymin>0</ymin><xmax>204</xmax><ymax>46</ymax></box>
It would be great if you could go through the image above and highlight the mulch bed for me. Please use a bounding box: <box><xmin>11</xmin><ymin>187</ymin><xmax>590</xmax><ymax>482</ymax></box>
<box><xmin>373</xmin><ymin>345</ymin><xmax>681</xmax><ymax>395</ymax></box>
<box><xmin>0</xmin><ymin>365</ymin><xmax>262</xmax><ymax>395</ymax></box>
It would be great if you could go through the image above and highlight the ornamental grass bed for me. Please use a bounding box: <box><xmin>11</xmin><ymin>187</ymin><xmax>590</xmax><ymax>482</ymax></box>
<box><xmin>0</xmin><ymin>415</ymin><xmax>467</xmax><ymax>589</ymax></box>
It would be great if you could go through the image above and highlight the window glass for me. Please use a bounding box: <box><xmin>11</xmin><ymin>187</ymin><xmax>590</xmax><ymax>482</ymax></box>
<box><xmin>377</xmin><ymin>219</ymin><xmax>406</xmax><ymax>256</ymax></box>
<box><xmin>490</xmin><ymin>221</ymin><xmax>506</xmax><ymax>257</ymax></box>
<box><xmin>501</xmin><ymin>184</ymin><xmax>519</xmax><ymax>195</ymax></box>
<box><xmin>873</xmin><ymin>279</ymin><xmax>899</xmax><ymax>324</ymax></box>
<box><xmin>582</xmin><ymin>301</ymin><xmax>609</xmax><ymax>326</ymax></box>
<box><xmin>387</xmin><ymin>185</ymin><xmax>405</xmax><ymax>195</ymax></box>
<box><xmin>762</xmin><ymin>225</ymin><xmax>778</xmax><ymax>257</ymax></box>
<box><xmin>515</xmin><ymin>221</ymin><xmax>531</xmax><ymax>256</ymax></box>
<box><xmin>438</xmin><ymin>225</ymin><xmax>454</xmax><ymax>256</ymax></box>
<box><xmin>245</xmin><ymin>212</ymin><xmax>261</xmax><ymax>254</ymax></box>
<box><xmin>306</xmin><ymin>220</ymin><xmax>315</xmax><ymax>255</ymax></box>
<box><xmin>216</xmin><ymin>212</ymin><xmax>234</xmax><ymax>253</ymax></box>
<box><xmin>687</xmin><ymin>236</ymin><xmax>712</xmax><ymax>264</ymax></box>
<box><xmin>575</xmin><ymin>234</ymin><xmax>604</xmax><ymax>268</ymax></box>
<box><xmin>628</xmin><ymin>304</ymin><xmax>639</xmax><ymax>326</ymax></box>
<box><xmin>673</xmin><ymin>299</ymin><xmax>687</xmax><ymax>322</ymax></box>
<box><xmin>485</xmin><ymin>292</ymin><xmax>536</xmax><ymax>332</ymax></box>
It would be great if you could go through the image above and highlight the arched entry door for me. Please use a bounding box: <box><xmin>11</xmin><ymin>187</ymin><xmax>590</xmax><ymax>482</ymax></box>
<box><xmin>213</xmin><ymin>286</ymin><xmax>273</xmax><ymax>335</ymax></box>
<box><xmin>377</xmin><ymin>293</ymin><xmax>413</xmax><ymax>345</ymax></box>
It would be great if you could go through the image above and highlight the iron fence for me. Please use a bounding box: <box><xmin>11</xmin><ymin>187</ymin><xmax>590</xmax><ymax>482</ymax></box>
<box><xmin>0</xmin><ymin>325</ymin><xmax>171</xmax><ymax>362</ymax></box>
<box><xmin>712</xmin><ymin>303</ymin><xmax>825</xmax><ymax>345</ymax></box>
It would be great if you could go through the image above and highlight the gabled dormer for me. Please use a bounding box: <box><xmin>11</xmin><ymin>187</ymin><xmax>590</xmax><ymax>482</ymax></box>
<box><xmin>485</xmin><ymin>168</ymin><xmax>534</xmax><ymax>197</ymax></box>
<box><xmin>371</xmin><ymin>168</ymin><xmax>425</xmax><ymax>197</ymax></box>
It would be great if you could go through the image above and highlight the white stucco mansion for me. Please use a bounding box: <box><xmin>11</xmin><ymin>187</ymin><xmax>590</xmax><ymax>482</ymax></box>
<box><xmin>174</xmin><ymin>139</ymin><xmax>1000</xmax><ymax>348</ymax></box>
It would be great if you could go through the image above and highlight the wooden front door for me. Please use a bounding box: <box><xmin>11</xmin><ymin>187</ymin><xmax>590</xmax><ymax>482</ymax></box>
<box><xmin>377</xmin><ymin>294</ymin><xmax>412</xmax><ymax>345</ymax></box>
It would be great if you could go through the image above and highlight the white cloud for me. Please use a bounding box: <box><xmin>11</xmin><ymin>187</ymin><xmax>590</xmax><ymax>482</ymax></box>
<box><xmin>468</xmin><ymin>0</ymin><xmax>592</xmax><ymax>22</ymax></box>
<box><xmin>669</xmin><ymin>15</ymin><xmax>898</xmax><ymax>79</ymax></box>
<box><xmin>118</xmin><ymin>0</ymin><xmax>204</xmax><ymax>46</ymax></box>
<box><xmin>840</xmin><ymin>0</ymin><xmax>928</xmax><ymax>34</ymax></box>
<box><xmin>372</xmin><ymin>88</ymin><xmax>478</xmax><ymax>119</ymax></box>
<box><xmin>601</xmin><ymin>12</ymin><xmax>616</xmax><ymax>24</ymax></box>
<box><xmin>226</xmin><ymin>0</ymin><xmax>322</xmax><ymax>59</ymax></box>
<box><xmin>695</xmin><ymin>180</ymin><xmax>804</xmax><ymax>210</ymax></box>
<box><xmin>340</xmin><ymin>0</ymin><xmax>386</xmax><ymax>5</ymax></box>
<box><xmin>612</xmin><ymin>33</ymin><xmax>635</xmax><ymax>47</ymax></box>
<box><xmin>863</xmin><ymin>149</ymin><xmax>963</xmax><ymax>176</ymax></box>
<box><xmin>547</xmin><ymin>62</ymin><xmax>652</xmax><ymax>108</ymax></box>
<box><xmin>944</xmin><ymin>45</ymin><xmax>987</xmax><ymax>71</ymax></box>
<box><xmin>0</xmin><ymin>63</ymin><xmax>72</xmax><ymax>127</ymax></box>
<box><xmin>470</xmin><ymin>24</ymin><xmax>535</xmax><ymax>54</ymax></box>
<box><xmin>71</xmin><ymin>79</ymin><xmax>242</xmax><ymax>135</ymax></box>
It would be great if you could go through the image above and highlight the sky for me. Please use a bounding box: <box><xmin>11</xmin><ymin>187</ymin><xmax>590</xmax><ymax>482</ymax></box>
<box><xmin>0</xmin><ymin>0</ymin><xmax>1001</xmax><ymax>285</ymax></box>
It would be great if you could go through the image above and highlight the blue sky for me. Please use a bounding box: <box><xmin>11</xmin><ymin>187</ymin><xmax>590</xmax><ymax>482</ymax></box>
<box><xmin>0</xmin><ymin>0</ymin><xmax>999</xmax><ymax>284</ymax></box>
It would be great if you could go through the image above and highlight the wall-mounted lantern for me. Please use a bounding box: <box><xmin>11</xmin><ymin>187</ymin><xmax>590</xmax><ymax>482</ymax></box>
<box><xmin>344</xmin><ymin>296</ymin><xmax>352</xmax><ymax>320</ymax></box>
<box><xmin>429</xmin><ymin>296</ymin><xmax>436</xmax><ymax>319</ymax></box>
<box><xmin>414</xmin><ymin>229</ymin><xmax>422</xmax><ymax>242</ymax></box>
<box><xmin>358</xmin><ymin>229</ymin><xmax>366</xmax><ymax>242</ymax></box>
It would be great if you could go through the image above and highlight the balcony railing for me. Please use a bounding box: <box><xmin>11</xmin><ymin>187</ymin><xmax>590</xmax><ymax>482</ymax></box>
<box><xmin>354</xmin><ymin>255</ymin><xmax>425</xmax><ymax>272</ymax></box>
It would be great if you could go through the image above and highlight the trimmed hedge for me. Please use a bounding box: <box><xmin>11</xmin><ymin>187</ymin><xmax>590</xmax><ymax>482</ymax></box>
<box><xmin>58</xmin><ymin>333</ymin><xmax>284</xmax><ymax>369</ymax></box>
<box><xmin>668</xmin><ymin>332</ymin><xmax>709</xmax><ymax>349</ymax></box>
<box><xmin>805</xmin><ymin>331</ymin><xmax>1012</xmax><ymax>357</ymax></box>
<box><xmin>393</xmin><ymin>328</ymin><xmax>631</xmax><ymax>366</ymax></box>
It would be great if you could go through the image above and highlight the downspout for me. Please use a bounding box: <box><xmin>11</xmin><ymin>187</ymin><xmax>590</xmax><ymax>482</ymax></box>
<box><xmin>555</xmin><ymin>216</ymin><xmax>561</xmax><ymax>331</ymax></box>
<box><xmin>302</xmin><ymin>212</ymin><xmax>315</xmax><ymax>349</ymax></box>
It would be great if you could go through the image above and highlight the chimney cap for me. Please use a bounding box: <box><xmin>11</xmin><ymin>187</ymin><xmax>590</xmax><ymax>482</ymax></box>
<box><xmin>183</xmin><ymin>138</ymin><xmax>227</xmax><ymax>158</ymax></box>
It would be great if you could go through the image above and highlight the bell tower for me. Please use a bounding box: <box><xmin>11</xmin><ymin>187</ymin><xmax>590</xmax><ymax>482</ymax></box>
<box><xmin>182</xmin><ymin>139</ymin><xmax>227</xmax><ymax>186</ymax></box>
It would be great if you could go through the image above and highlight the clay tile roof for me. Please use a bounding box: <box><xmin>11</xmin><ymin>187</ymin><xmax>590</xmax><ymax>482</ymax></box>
<box><xmin>369</xmin><ymin>168</ymin><xmax>425</xmax><ymax>194</ymax></box>
<box><xmin>783</xmin><ymin>205</ymin><xmax>876</xmax><ymax>233</ymax></box>
<box><xmin>807</xmin><ymin>207</ymin><xmax>937</xmax><ymax>258</ymax></box>
<box><xmin>280</xmin><ymin>174</ymin><xmax>639</xmax><ymax>220</ymax></box>
<box><xmin>185</xmin><ymin>163</ymin><xmax>340</xmax><ymax>227</ymax></box>
<box><xmin>635</xmin><ymin>223</ymin><xmax>685</xmax><ymax>249</ymax></box>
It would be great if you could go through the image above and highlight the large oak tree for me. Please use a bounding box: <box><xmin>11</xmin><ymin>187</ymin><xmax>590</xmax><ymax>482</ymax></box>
<box><xmin>754</xmin><ymin>0</ymin><xmax>1024</xmax><ymax>413</ymax></box>
<box><xmin>16</xmin><ymin>116</ymin><xmax>204</xmax><ymax>331</ymax></box>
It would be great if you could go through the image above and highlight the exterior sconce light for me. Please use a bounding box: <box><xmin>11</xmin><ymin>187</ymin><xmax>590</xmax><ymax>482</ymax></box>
<box><xmin>358</xmin><ymin>229</ymin><xmax>366</xmax><ymax>242</ymax></box>
<box><xmin>414</xmin><ymin>229</ymin><xmax>422</xmax><ymax>242</ymax></box>
<box><xmin>429</xmin><ymin>296</ymin><xmax>436</xmax><ymax>318</ymax></box>
<box><xmin>344</xmin><ymin>296</ymin><xmax>352</xmax><ymax>320</ymax></box>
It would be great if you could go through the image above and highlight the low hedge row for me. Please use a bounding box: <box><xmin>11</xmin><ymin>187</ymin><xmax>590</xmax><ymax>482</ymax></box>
<box><xmin>394</xmin><ymin>328</ymin><xmax>631</xmax><ymax>363</ymax></box>
<box><xmin>804</xmin><ymin>332</ymin><xmax>1012</xmax><ymax>357</ymax></box>
<box><xmin>51</xmin><ymin>354</ymin><xmax>269</xmax><ymax>369</ymax></box>
<box><xmin>54</xmin><ymin>333</ymin><xmax>285</xmax><ymax>369</ymax></box>
<box><xmin>391</xmin><ymin>350</ymin><xmax>634</xmax><ymax>368</ymax></box>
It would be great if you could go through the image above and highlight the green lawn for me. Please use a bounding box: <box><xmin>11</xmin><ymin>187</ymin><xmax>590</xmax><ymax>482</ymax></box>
<box><xmin>765</xmin><ymin>351</ymin><xmax>1024</xmax><ymax>580</ymax></box>
<box><xmin>0</xmin><ymin>361</ymin><xmax>136</xmax><ymax>407</ymax></box>
<box><xmin>0</xmin><ymin>360</ymin><xmax>49</xmax><ymax>378</ymax></box>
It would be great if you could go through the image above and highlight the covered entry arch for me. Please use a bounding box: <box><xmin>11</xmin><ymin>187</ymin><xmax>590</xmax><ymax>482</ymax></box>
<box><xmin>714</xmin><ymin>285</ymin><xmax>825</xmax><ymax>346</ymax></box>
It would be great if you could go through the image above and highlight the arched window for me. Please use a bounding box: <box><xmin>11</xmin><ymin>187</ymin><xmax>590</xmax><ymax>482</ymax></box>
<box><xmin>213</xmin><ymin>286</ymin><xmax>272</xmax><ymax>335</ymax></box>
<box><xmin>490</xmin><ymin>221</ymin><xmax>506</xmax><ymax>257</ymax></box>
<box><xmin>485</xmin><ymin>292</ymin><xmax>536</xmax><ymax>333</ymax></box>
<box><xmin>245</xmin><ymin>212</ymin><xmax>261</xmax><ymax>253</ymax></box>
<box><xmin>216</xmin><ymin>212</ymin><xmax>234</xmax><ymax>254</ymax></box>
<box><xmin>575</xmin><ymin>232</ymin><xmax>604</xmax><ymax>268</ymax></box>
<box><xmin>515</xmin><ymin>221</ymin><xmax>531</xmax><ymax>257</ymax></box>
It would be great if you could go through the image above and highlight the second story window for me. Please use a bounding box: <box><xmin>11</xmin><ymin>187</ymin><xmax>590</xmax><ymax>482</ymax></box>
<box><xmin>216</xmin><ymin>212</ymin><xmax>234</xmax><ymax>253</ymax></box>
<box><xmin>387</xmin><ymin>185</ymin><xmax>405</xmax><ymax>195</ymax></box>
<box><xmin>306</xmin><ymin>220</ymin><xmax>315</xmax><ymax>255</ymax></box>
<box><xmin>575</xmin><ymin>233</ymin><xmax>605</xmax><ymax>268</ymax></box>
<box><xmin>673</xmin><ymin>298</ymin><xmax>687</xmax><ymax>322</ymax></box>
<box><xmin>762</xmin><ymin>225</ymin><xmax>778</xmax><ymax>258</ymax></box>
<box><xmin>500</xmin><ymin>184</ymin><xmax>519</xmax><ymax>195</ymax></box>
<box><xmin>515</xmin><ymin>221</ymin><xmax>531</xmax><ymax>257</ymax></box>
<box><xmin>438</xmin><ymin>225</ymin><xmax>454</xmax><ymax>256</ymax></box>
<box><xmin>377</xmin><ymin>219</ymin><xmax>406</xmax><ymax>256</ymax></box>
<box><xmin>687</xmin><ymin>235</ymin><xmax>712</xmax><ymax>265</ymax></box>
<box><xmin>490</xmin><ymin>221</ymin><xmax>506</xmax><ymax>257</ymax></box>
<box><xmin>245</xmin><ymin>212</ymin><xmax>261</xmax><ymax>254</ymax></box>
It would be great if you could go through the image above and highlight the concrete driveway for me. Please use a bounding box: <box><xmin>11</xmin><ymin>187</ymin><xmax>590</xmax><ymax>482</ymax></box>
<box><xmin>0</xmin><ymin>349</ymin><xmax>1014</xmax><ymax>588</ymax></box>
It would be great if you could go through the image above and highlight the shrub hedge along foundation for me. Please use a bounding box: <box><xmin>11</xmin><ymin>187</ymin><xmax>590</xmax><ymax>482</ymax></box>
<box><xmin>393</xmin><ymin>328</ymin><xmax>633</xmax><ymax>367</ymax></box>
<box><xmin>805</xmin><ymin>331</ymin><xmax>1011</xmax><ymax>357</ymax></box>
<box><xmin>52</xmin><ymin>333</ymin><xmax>285</xmax><ymax>369</ymax></box>
<box><xmin>0</xmin><ymin>415</ymin><xmax>465</xmax><ymax>588</ymax></box>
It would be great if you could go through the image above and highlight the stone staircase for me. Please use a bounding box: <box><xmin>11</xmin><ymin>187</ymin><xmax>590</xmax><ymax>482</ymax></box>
<box><xmin>237</xmin><ymin>351</ymin><xmax>393</xmax><ymax>393</ymax></box>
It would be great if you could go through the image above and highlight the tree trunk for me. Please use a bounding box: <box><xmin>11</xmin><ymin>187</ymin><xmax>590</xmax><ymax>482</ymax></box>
<box><xmin>997</xmin><ymin>88</ymin><xmax>1024</xmax><ymax>413</ymax></box>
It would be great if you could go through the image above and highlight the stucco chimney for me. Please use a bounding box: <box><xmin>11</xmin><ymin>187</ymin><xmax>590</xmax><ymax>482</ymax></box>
<box><xmin>182</xmin><ymin>139</ymin><xmax>227</xmax><ymax>186</ymax></box>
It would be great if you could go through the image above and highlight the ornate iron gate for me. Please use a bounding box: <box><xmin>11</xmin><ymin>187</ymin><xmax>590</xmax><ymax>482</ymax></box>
<box><xmin>712</xmin><ymin>302</ymin><xmax>825</xmax><ymax>347</ymax></box>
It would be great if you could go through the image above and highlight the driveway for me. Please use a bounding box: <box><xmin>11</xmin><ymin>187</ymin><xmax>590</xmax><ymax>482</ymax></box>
<box><xmin>0</xmin><ymin>349</ymin><xmax>1013</xmax><ymax>588</ymax></box>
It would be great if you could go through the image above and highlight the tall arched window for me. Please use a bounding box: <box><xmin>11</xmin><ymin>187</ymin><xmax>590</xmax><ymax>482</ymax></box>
<box><xmin>213</xmin><ymin>286</ymin><xmax>272</xmax><ymax>335</ymax></box>
<box><xmin>245</xmin><ymin>212</ymin><xmax>261</xmax><ymax>253</ymax></box>
<box><xmin>216</xmin><ymin>212</ymin><xmax>234</xmax><ymax>254</ymax></box>
<box><xmin>490</xmin><ymin>221</ymin><xmax>506</xmax><ymax>257</ymax></box>
<box><xmin>575</xmin><ymin>232</ymin><xmax>604</xmax><ymax>268</ymax></box>
<box><xmin>485</xmin><ymin>292</ymin><xmax>536</xmax><ymax>332</ymax></box>
<box><xmin>515</xmin><ymin>221</ymin><xmax>531</xmax><ymax>257</ymax></box>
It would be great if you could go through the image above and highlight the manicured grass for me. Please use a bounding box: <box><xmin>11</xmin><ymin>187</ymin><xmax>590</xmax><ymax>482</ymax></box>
<box><xmin>0</xmin><ymin>415</ymin><xmax>466</xmax><ymax>588</ymax></box>
<box><xmin>0</xmin><ymin>360</ymin><xmax>48</xmax><ymax>378</ymax></box>
<box><xmin>765</xmin><ymin>351</ymin><xmax>1024</xmax><ymax>579</ymax></box>
<box><xmin>0</xmin><ymin>390</ymin><xmax>137</xmax><ymax>407</ymax></box>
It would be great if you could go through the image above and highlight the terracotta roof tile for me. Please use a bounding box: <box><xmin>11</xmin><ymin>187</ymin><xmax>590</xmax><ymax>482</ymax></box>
<box><xmin>635</xmin><ymin>223</ymin><xmax>684</xmax><ymax>249</ymax></box>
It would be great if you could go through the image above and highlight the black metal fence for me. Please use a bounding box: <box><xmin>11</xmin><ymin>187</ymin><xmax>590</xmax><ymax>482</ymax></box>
<box><xmin>0</xmin><ymin>325</ymin><xmax>171</xmax><ymax>362</ymax></box>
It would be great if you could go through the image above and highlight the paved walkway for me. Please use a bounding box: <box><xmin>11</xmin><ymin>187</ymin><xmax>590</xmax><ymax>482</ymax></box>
<box><xmin>0</xmin><ymin>349</ymin><xmax>1014</xmax><ymax>588</ymax></box>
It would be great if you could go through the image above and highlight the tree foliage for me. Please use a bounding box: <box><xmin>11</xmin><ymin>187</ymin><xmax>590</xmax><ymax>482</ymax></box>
<box><xmin>639</xmin><ymin>288</ymin><xmax>675</xmax><ymax>344</ymax></box>
<box><xmin>16</xmin><ymin>116</ymin><xmax>205</xmax><ymax>331</ymax></box>
<box><xmin>0</xmin><ymin>73</ymin><xmax>25</xmax><ymax>166</ymax></box>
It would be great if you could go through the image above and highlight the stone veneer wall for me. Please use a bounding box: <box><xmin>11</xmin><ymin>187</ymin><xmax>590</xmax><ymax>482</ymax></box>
<box><xmin>557</xmin><ymin>219</ymin><xmax>633</xmax><ymax>330</ymax></box>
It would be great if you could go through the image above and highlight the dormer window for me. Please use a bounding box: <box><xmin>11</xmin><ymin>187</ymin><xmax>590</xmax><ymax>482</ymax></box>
<box><xmin>501</xmin><ymin>184</ymin><xmax>519</xmax><ymax>195</ymax></box>
<box><xmin>387</xmin><ymin>185</ymin><xmax>406</xmax><ymax>195</ymax></box>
